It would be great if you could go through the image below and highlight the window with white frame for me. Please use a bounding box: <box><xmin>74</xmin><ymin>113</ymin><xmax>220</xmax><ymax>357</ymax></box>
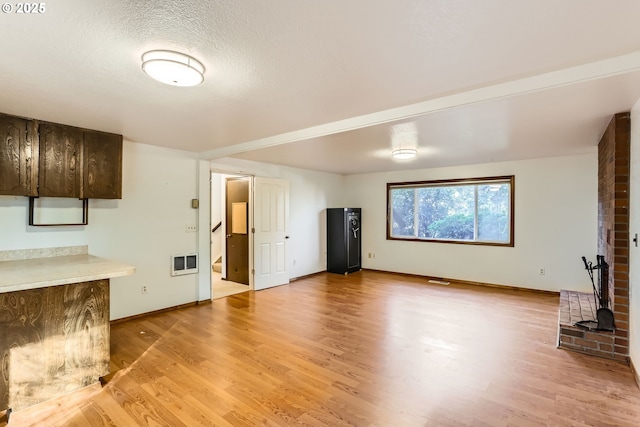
<box><xmin>387</xmin><ymin>176</ymin><xmax>514</xmax><ymax>246</ymax></box>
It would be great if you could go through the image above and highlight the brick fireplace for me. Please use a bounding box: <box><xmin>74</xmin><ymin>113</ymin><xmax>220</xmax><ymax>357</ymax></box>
<box><xmin>558</xmin><ymin>112</ymin><xmax>630</xmax><ymax>362</ymax></box>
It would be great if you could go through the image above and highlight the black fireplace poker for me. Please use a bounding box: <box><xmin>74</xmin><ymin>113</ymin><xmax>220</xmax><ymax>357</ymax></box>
<box><xmin>578</xmin><ymin>256</ymin><xmax>615</xmax><ymax>331</ymax></box>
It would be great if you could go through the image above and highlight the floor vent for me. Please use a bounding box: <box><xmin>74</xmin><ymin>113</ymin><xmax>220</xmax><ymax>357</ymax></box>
<box><xmin>171</xmin><ymin>253</ymin><xmax>198</xmax><ymax>276</ymax></box>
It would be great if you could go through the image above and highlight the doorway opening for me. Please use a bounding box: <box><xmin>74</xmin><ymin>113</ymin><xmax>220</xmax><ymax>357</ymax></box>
<box><xmin>211</xmin><ymin>172</ymin><xmax>252</xmax><ymax>299</ymax></box>
<box><xmin>210</xmin><ymin>173</ymin><xmax>291</xmax><ymax>299</ymax></box>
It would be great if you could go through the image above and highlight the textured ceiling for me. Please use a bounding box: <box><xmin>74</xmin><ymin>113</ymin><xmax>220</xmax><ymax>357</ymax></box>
<box><xmin>1</xmin><ymin>1</ymin><xmax>640</xmax><ymax>174</ymax></box>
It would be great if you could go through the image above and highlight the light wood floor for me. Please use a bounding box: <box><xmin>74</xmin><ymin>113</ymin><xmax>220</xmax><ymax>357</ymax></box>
<box><xmin>6</xmin><ymin>271</ymin><xmax>640</xmax><ymax>426</ymax></box>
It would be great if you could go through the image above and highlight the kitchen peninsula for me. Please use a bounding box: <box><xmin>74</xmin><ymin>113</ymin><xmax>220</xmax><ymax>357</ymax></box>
<box><xmin>0</xmin><ymin>246</ymin><xmax>134</xmax><ymax>415</ymax></box>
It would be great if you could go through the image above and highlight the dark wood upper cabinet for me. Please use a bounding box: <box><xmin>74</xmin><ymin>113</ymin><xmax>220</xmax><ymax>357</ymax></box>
<box><xmin>38</xmin><ymin>122</ymin><xmax>83</xmax><ymax>198</ymax></box>
<box><xmin>0</xmin><ymin>113</ymin><xmax>38</xmax><ymax>196</ymax></box>
<box><xmin>0</xmin><ymin>112</ymin><xmax>123</xmax><ymax>200</ymax></box>
<box><xmin>82</xmin><ymin>130</ymin><xmax>122</xmax><ymax>199</ymax></box>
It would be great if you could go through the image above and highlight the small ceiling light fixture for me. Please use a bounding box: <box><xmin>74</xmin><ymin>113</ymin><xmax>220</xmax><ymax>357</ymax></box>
<box><xmin>141</xmin><ymin>50</ymin><xmax>205</xmax><ymax>87</ymax></box>
<box><xmin>392</xmin><ymin>148</ymin><xmax>418</xmax><ymax>160</ymax></box>
<box><xmin>391</xmin><ymin>122</ymin><xmax>418</xmax><ymax>160</ymax></box>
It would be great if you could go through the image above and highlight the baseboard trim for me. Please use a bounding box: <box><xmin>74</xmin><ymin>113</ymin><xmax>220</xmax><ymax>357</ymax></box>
<box><xmin>110</xmin><ymin>301</ymin><xmax>200</xmax><ymax>325</ymax></box>
<box><xmin>290</xmin><ymin>271</ymin><xmax>326</xmax><ymax>282</ymax></box>
<box><xmin>362</xmin><ymin>268</ymin><xmax>560</xmax><ymax>295</ymax></box>
<box><xmin>631</xmin><ymin>357</ymin><xmax>640</xmax><ymax>390</ymax></box>
<box><xmin>112</xmin><ymin>272</ymin><xmax>328</xmax><ymax>324</ymax></box>
<box><xmin>111</xmin><ymin>270</ymin><xmax>557</xmax><ymax>324</ymax></box>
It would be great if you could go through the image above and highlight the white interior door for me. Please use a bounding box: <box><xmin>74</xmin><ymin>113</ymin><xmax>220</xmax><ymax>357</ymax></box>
<box><xmin>253</xmin><ymin>177</ymin><xmax>290</xmax><ymax>291</ymax></box>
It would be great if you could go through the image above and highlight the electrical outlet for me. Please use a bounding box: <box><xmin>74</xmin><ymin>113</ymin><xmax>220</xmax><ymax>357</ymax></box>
<box><xmin>141</xmin><ymin>284</ymin><xmax>148</xmax><ymax>294</ymax></box>
<box><xmin>539</xmin><ymin>268</ymin><xmax>545</xmax><ymax>275</ymax></box>
<box><xmin>186</xmin><ymin>224</ymin><xmax>197</xmax><ymax>232</ymax></box>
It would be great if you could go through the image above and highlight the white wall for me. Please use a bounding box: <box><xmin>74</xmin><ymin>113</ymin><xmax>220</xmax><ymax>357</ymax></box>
<box><xmin>0</xmin><ymin>140</ymin><xmax>205</xmax><ymax>320</ymax></box>
<box><xmin>86</xmin><ymin>141</ymin><xmax>204</xmax><ymax>319</ymax></box>
<box><xmin>0</xmin><ymin>199</ymin><xmax>89</xmax><ymax>250</ymax></box>
<box><xmin>210</xmin><ymin>158</ymin><xmax>346</xmax><ymax>278</ymax></box>
<box><xmin>0</xmin><ymin>147</ymin><xmax>343</xmax><ymax>320</ymax></box>
<box><xmin>629</xmin><ymin>100</ymin><xmax>640</xmax><ymax>372</ymax></box>
<box><xmin>1</xmin><ymin>140</ymin><xmax>603</xmax><ymax>320</ymax></box>
<box><xmin>343</xmin><ymin>154</ymin><xmax>598</xmax><ymax>292</ymax></box>
<box><xmin>197</xmin><ymin>159</ymin><xmax>212</xmax><ymax>302</ymax></box>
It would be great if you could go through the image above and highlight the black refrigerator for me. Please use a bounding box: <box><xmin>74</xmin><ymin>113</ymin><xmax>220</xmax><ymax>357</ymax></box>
<box><xmin>326</xmin><ymin>208</ymin><xmax>361</xmax><ymax>274</ymax></box>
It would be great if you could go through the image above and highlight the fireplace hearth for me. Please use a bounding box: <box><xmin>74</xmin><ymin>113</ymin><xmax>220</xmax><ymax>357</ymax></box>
<box><xmin>558</xmin><ymin>290</ymin><xmax>619</xmax><ymax>360</ymax></box>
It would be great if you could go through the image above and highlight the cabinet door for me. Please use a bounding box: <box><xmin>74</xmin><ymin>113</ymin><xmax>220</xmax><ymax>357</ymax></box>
<box><xmin>38</xmin><ymin>123</ymin><xmax>82</xmax><ymax>198</ymax></box>
<box><xmin>0</xmin><ymin>114</ymin><xmax>38</xmax><ymax>196</ymax></box>
<box><xmin>0</xmin><ymin>280</ymin><xmax>110</xmax><ymax>412</ymax></box>
<box><xmin>82</xmin><ymin>130</ymin><xmax>122</xmax><ymax>199</ymax></box>
<box><xmin>0</xmin><ymin>287</ymin><xmax>49</xmax><ymax>411</ymax></box>
<box><xmin>63</xmin><ymin>280</ymin><xmax>110</xmax><ymax>385</ymax></box>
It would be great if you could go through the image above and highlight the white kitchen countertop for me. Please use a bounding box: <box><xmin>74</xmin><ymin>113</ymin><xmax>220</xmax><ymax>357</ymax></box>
<box><xmin>0</xmin><ymin>254</ymin><xmax>135</xmax><ymax>293</ymax></box>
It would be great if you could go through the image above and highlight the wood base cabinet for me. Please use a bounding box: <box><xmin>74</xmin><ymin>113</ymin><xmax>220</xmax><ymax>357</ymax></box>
<box><xmin>0</xmin><ymin>280</ymin><xmax>110</xmax><ymax>412</ymax></box>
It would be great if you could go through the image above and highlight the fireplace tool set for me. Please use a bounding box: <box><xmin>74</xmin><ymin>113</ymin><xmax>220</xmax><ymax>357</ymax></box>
<box><xmin>578</xmin><ymin>256</ymin><xmax>615</xmax><ymax>331</ymax></box>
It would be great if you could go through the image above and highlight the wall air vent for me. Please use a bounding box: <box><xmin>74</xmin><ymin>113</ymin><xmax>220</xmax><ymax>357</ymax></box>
<box><xmin>171</xmin><ymin>253</ymin><xmax>198</xmax><ymax>276</ymax></box>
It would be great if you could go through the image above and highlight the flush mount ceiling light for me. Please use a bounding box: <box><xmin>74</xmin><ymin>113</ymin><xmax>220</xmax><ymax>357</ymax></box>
<box><xmin>141</xmin><ymin>50</ymin><xmax>205</xmax><ymax>87</ymax></box>
<box><xmin>391</xmin><ymin>122</ymin><xmax>418</xmax><ymax>160</ymax></box>
<box><xmin>392</xmin><ymin>148</ymin><xmax>418</xmax><ymax>160</ymax></box>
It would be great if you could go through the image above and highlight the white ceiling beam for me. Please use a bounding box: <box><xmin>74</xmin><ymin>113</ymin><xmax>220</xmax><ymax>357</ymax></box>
<box><xmin>199</xmin><ymin>51</ymin><xmax>640</xmax><ymax>160</ymax></box>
